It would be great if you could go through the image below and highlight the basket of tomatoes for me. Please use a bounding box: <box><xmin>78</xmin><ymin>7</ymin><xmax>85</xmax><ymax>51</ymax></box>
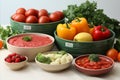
<box><xmin>10</xmin><ymin>8</ymin><xmax>65</xmax><ymax>36</ymax></box>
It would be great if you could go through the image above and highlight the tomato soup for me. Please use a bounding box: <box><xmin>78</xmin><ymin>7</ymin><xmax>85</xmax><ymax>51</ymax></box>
<box><xmin>8</xmin><ymin>34</ymin><xmax>53</xmax><ymax>47</ymax></box>
<box><xmin>75</xmin><ymin>56</ymin><xmax>113</xmax><ymax>69</ymax></box>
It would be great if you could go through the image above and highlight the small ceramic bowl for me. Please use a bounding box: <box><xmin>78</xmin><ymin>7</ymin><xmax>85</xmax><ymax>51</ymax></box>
<box><xmin>35</xmin><ymin>51</ymin><xmax>73</xmax><ymax>72</ymax></box>
<box><xmin>54</xmin><ymin>30</ymin><xmax>115</xmax><ymax>56</ymax></box>
<box><xmin>6</xmin><ymin>33</ymin><xmax>54</xmax><ymax>61</ymax></box>
<box><xmin>74</xmin><ymin>54</ymin><xmax>114</xmax><ymax>76</ymax></box>
<box><xmin>4</xmin><ymin>56</ymin><xmax>28</xmax><ymax>70</ymax></box>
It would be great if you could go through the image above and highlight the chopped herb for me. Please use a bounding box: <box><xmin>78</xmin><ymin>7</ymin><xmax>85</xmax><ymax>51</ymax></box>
<box><xmin>22</xmin><ymin>36</ymin><xmax>32</xmax><ymax>41</ymax></box>
<box><xmin>88</xmin><ymin>54</ymin><xmax>100</xmax><ymax>62</ymax></box>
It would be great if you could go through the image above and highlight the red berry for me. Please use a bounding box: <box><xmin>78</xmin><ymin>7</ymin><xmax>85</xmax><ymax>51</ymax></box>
<box><xmin>5</xmin><ymin>58</ymin><xmax>12</xmax><ymax>63</ymax></box>
<box><xmin>15</xmin><ymin>58</ymin><xmax>21</xmax><ymax>63</ymax></box>
<box><xmin>20</xmin><ymin>56</ymin><xmax>26</xmax><ymax>61</ymax></box>
<box><xmin>11</xmin><ymin>53</ymin><xmax>17</xmax><ymax>56</ymax></box>
<box><xmin>11</xmin><ymin>56</ymin><xmax>16</xmax><ymax>62</ymax></box>
<box><xmin>15</xmin><ymin>54</ymin><xmax>21</xmax><ymax>58</ymax></box>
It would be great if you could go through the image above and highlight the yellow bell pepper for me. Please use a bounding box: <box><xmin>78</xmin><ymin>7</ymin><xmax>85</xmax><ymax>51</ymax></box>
<box><xmin>71</xmin><ymin>17</ymin><xmax>90</xmax><ymax>34</ymax></box>
<box><xmin>56</xmin><ymin>23</ymin><xmax>76</xmax><ymax>40</ymax></box>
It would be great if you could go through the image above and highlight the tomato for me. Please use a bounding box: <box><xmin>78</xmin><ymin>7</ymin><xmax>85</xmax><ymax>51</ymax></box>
<box><xmin>13</xmin><ymin>14</ymin><xmax>26</xmax><ymax>22</ymax></box>
<box><xmin>25</xmin><ymin>9</ymin><xmax>38</xmax><ymax>17</ymax></box>
<box><xmin>38</xmin><ymin>16</ymin><xmax>50</xmax><ymax>23</ymax></box>
<box><xmin>25</xmin><ymin>15</ymin><xmax>38</xmax><ymax>23</ymax></box>
<box><xmin>16</xmin><ymin>8</ymin><xmax>26</xmax><ymax>15</ymax></box>
<box><xmin>106</xmin><ymin>48</ymin><xmax>118</xmax><ymax>61</ymax></box>
<box><xmin>54</xmin><ymin>11</ymin><xmax>64</xmax><ymax>19</ymax></box>
<box><xmin>0</xmin><ymin>40</ymin><xmax>3</xmax><ymax>49</ymax></box>
<box><xmin>11</xmin><ymin>13</ymin><xmax>17</xmax><ymax>20</ymax></box>
<box><xmin>117</xmin><ymin>52</ymin><xmax>120</xmax><ymax>62</ymax></box>
<box><xmin>38</xmin><ymin>9</ymin><xmax>48</xmax><ymax>17</ymax></box>
<box><xmin>49</xmin><ymin>12</ymin><xmax>61</xmax><ymax>22</ymax></box>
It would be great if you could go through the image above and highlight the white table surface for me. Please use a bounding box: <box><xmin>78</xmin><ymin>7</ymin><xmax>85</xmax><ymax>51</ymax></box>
<box><xmin>0</xmin><ymin>47</ymin><xmax>120</xmax><ymax>80</ymax></box>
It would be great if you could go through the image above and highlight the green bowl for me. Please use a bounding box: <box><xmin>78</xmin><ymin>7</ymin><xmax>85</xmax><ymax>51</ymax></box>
<box><xmin>54</xmin><ymin>30</ymin><xmax>115</xmax><ymax>57</ymax></box>
<box><xmin>10</xmin><ymin>18</ymin><xmax>64</xmax><ymax>36</ymax></box>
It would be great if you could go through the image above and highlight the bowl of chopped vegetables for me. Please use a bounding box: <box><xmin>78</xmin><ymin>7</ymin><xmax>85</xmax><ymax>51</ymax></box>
<box><xmin>35</xmin><ymin>51</ymin><xmax>73</xmax><ymax>72</ymax></box>
<box><xmin>74</xmin><ymin>54</ymin><xmax>114</xmax><ymax>76</ymax></box>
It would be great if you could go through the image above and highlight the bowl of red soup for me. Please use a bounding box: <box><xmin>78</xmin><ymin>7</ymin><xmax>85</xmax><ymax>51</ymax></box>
<box><xmin>6</xmin><ymin>33</ymin><xmax>54</xmax><ymax>61</ymax></box>
<box><xmin>74</xmin><ymin>54</ymin><xmax>114</xmax><ymax>76</ymax></box>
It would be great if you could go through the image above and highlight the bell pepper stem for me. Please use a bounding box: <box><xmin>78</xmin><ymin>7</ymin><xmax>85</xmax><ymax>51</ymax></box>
<box><xmin>65</xmin><ymin>23</ymin><xmax>70</xmax><ymax>29</ymax></box>
<box><xmin>75</xmin><ymin>17</ymin><xmax>81</xmax><ymax>22</ymax></box>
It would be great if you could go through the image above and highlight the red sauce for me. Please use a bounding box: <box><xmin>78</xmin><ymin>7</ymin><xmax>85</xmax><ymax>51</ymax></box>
<box><xmin>75</xmin><ymin>56</ymin><xmax>113</xmax><ymax>69</ymax></box>
<box><xmin>9</xmin><ymin>34</ymin><xmax>53</xmax><ymax>47</ymax></box>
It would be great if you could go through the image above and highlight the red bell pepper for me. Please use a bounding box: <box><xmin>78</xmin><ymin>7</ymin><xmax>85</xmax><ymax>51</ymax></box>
<box><xmin>92</xmin><ymin>25</ymin><xmax>111</xmax><ymax>41</ymax></box>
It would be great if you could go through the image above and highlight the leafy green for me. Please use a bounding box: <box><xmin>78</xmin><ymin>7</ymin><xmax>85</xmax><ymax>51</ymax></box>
<box><xmin>0</xmin><ymin>25</ymin><xmax>21</xmax><ymax>48</ymax></box>
<box><xmin>57</xmin><ymin>50</ymin><xmax>67</xmax><ymax>55</ymax></box>
<box><xmin>88</xmin><ymin>54</ymin><xmax>99</xmax><ymax>62</ymax></box>
<box><xmin>114</xmin><ymin>39</ymin><xmax>120</xmax><ymax>52</ymax></box>
<box><xmin>36</xmin><ymin>53</ymin><xmax>51</xmax><ymax>64</ymax></box>
<box><xmin>63</xmin><ymin>0</ymin><xmax>120</xmax><ymax>38</ymax></box>
<box><xmin>22</xmin><ymin>36</ymin><xmax>32</xmax><ymax>41</ymax></box>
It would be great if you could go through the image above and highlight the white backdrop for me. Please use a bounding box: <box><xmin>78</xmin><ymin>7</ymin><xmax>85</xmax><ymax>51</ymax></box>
<box><xmin>0</xmin><ymin>0</ymin><xmax>120</xmax><ymax>25</ymax></box>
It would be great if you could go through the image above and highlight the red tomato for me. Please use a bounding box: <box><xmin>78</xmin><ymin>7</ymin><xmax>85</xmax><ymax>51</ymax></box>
<box><xmin>117</xmin><ymin>52</ymin><xmax>120</xmax><ymax>62</ymax></box>
<box><xmin>13</xmin><ymin>14</ymin><xmax>26</xmax><ymax>22</ymax></box>
<box><xmin>38</xmin><ymin>16</ymin><xmax>50</xmax><ymax>23</ymax></box>
<box><xmin>25</xmin><ymin>9</ymin><xmax>38</xmax><ymax>17</ymax></box>
<box><xmin>49</xmin><ymin>12</ymin><xmax>61</xmax><ymax>22</ymax></box>
<box><xmin>38</xmin><ymin>9</ymin><xmax>48</xmax><ymax>17</ymax></box>
<box><xmin>11</xmin><ymin>13</ymin><xmax>17</xmax><ymax>20</ymax></box>
<box><xmin>16</xmin><ymin>8</ymin><xmax>26</xmax><ymax>15</ymax></box>
<box><xmin>25</xmin><ymin>15</ymin><xmax>38</xmax><ymax>23</ymax></box>
<box><xmin>54</xmin><ymin>11</ymin><xmax>64</xmax><ymax>19</ymax></box>
<box><xmin>0</xmin><ymin>40</ymin><xmax>3</xmax><ymax>49</ymax></box>
<box><xmin>106</xmin><ymin>48</ymin><xmax>118</xmax><ymax>61</ymax></box>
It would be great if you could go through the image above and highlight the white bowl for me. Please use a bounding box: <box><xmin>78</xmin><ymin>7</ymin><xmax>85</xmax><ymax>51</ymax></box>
<box><xmin>35</xmin><ymin>51</ymin><xmax>73</xmax><ymax>72</ymax></box>
<box><xmin>5</xmin><ymin>56</ymin><xmax>28</xmax><ymax>70</ymax></box>
<box><xmin>6</xmin><ymin>33</ymin><xmax>55</xmax><ymax>61</ymax></box>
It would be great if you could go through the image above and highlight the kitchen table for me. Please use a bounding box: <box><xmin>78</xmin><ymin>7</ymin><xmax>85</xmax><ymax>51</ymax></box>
<box><xmin>0</xmin><ymin>46</ymin><xmax>120</xmax><ymax>80</ymax></box>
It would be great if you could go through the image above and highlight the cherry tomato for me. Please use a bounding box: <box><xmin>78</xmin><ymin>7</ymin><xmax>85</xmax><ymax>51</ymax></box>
<box><xmin>49</xmin><ymin>12</ymin><xmax>61</xmax><ymax>22</ymax></box>
<box><xmin>0</xmin><ymin>40</ymin><xmax>3</xmax><ymax>49</ymax></box>
<box><xmin>16</xmin><ymin>8</ymin><xmax>26</xmax><ymax>15</ymax></box>
<box><xmin>106</xmin><ymin>48</ymin><xmax>118</xmax><ymax>61</ymax></box>
<box><xmin>25</xmin><ymin>15</ymin><xmax>38</xmax><ymax>23</ymax></box>
<box><xmin>13</xmin><ymin>14</ymin><xmax>26</xmax><ymax>22</ymax></box>
<box><xmin>117</xmin><ymin>52</ymin><xmax>120</xmax><ymax>62</ymax></box>
<box><xmin>54</xmin><ymin>11</ymin><xmax>64</xmax><ymax>19</ymax></box>
<box><xmin>25</xmin><ymin>9</ymin><xmax>38</xmax><ymax>17</ymax></box>
<box><xmin>38</xmin><ymin>16</ymin><xmax>50</xmax><ymax>23</ymax></box>
<box><xmin>38</xmin><ymin>9</ymin><xmax>48</xmax><ymax>17</ymax></box>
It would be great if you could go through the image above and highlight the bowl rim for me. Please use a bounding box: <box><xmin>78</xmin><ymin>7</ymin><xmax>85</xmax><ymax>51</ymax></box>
<box><xmin>54</xmin><ymin>30</ymin><xmax>115</xmax><ymax>43</ymax></box>
<box><xmin>74</xmin><ymin>54</ymin><xmax>114</xmax><ymax>71</ymax></box>
<box><xmin>6</xmin><ymin>33</ymin><xmax>55</xmax><ymax>49</ymax></box>
<box><xmin>10</xmin><ymin>17</ymin><xmax>65</xmax><ymax>25</ymax></box>
<box><xmin>4</xmin><ymin>56</ymin><xmax>28</xmax><ymax>64</ymax></box>
<box><xmin>35</xmin><ymin>51</ymin><xmax>73</xmax><ymax>66</ymax></box>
